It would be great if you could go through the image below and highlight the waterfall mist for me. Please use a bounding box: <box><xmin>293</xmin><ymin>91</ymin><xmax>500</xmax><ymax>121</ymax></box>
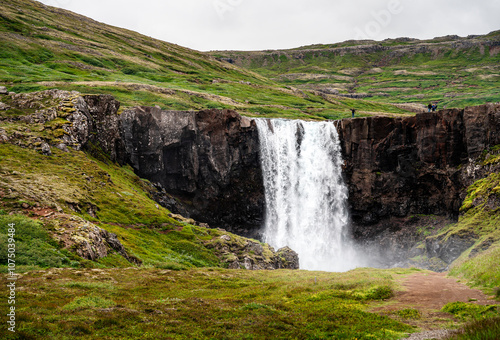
<box><xmin>255</xmin><ymin>118</ymin><xmax>366</xmax><ymax>272</ymax></box>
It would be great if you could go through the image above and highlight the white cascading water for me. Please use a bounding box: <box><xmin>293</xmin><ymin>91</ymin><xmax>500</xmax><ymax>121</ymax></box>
<box><xmin>255</xmin><ymin>118</ymin><xmax>362</xmax><ymax>272</ymax></box>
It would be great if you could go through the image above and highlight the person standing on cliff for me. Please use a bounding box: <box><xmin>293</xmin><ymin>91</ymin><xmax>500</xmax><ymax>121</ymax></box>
<box><xmin>351</xmin><ymin>109</ymin><xmax>356</xmax><ymax>118</ymax></box>
<box><xmin>428</xmin><ymin>103</ymin><xmax>432</xmax><ymax>112</ymax></box>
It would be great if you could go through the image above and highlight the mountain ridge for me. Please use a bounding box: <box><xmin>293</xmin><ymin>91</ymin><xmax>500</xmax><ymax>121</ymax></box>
<box><xmin>209</xmin><ymin>30</ymin><xmax>500</xmax><ymax>109</ymax></box>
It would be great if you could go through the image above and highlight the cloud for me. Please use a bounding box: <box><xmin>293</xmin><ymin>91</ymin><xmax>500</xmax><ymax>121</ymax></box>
<box><xmin>37</xmin><ymin>0</ymin><xmax>500</xmax><ymax>51</ymax></box>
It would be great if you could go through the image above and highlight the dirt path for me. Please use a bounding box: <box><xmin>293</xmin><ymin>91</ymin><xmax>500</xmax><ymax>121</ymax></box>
<box><xmin>371</xmin><ymin>272</ymin><xmax>497</xmax><ymax>337</ymax></box>
<box><xmin>391</xmin><ymin>272</ymin><xmax>492</xmax><ymax>310</ymax></box>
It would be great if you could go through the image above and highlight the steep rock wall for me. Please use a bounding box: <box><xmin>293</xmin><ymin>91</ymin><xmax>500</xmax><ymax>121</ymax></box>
<box><xmin>336</xmin><ymin>103</ymin><xmax>500</xmax><ymax>248</ymax></box>
<box><xmin>119</xmin><ymin>107</ymin><xmax>264</xmax><ymax>237</ymax></box>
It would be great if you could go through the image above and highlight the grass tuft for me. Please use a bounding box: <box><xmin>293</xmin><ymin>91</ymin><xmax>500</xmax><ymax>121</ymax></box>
<box><xmin>62</xmin><ymin>295</ymin><xmax>116</xmax><ymax>311</ymax></box>
<box><xmin>442</xmin><ymin>302</ymin><xmax>500</xmax><ymax>321</ymax></box>
<box><xmin>447</xmin><ymin>317</ymin><xmax>500</xmax><ymax>340</ymax></box>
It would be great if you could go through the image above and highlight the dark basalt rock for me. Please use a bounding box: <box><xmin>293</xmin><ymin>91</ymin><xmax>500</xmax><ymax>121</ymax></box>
<box><xmin>73</xmin><ymin>94</ymin><xmax>125</xmax><ymax>162</ymax></box>
<box><xmin>336</xmin><ymin>103</ymin><xmax>500</xmax><ymax>268</ymax></box>
<box><xmin>119</xmin><ymin>107</ymin><xmax>265</xmax><ymax>238</ymax></box>
<box><xmin>336</xmin><ymin>104</ymin><xmax>500</xmax><ymax>231</ymax></box>
<box><xmin>56</xmin><ymin>92</ymin><xmax>498</xmax><ymax>269</ymax></box>
<box><xmin>426</xmin><ymin>233</ymin><xmax>477</xmax><ymax>265</ymax></box>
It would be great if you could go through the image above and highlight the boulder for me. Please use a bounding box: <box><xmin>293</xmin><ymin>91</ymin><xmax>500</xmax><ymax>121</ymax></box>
<box><xmin>275</xmin><ymin>246</ymin><xmax>300</xmax><ymax>269</ymax></box>
<box><xmin>41</xmin><ymin>142</ymin><xmax>51</xmax><ymax>156</ymax></box>
<box><xmin>205</xmin><ymin>233</ymin><xmax>299</xmax><ymax>270</ymax></box>
<box><xmin>0</xmin><ymin>129</ymin><xmax>9</xmax><ymax>143</ymax></box>
<box><xmin>55</xmin><ymin>143</ymin><xmax>69</xmax><ymax>152</ymax></box>
<box><xmin>48</xmin><ymin>214</ymin><xmax>141</xmax><ymax>265</ymax></box>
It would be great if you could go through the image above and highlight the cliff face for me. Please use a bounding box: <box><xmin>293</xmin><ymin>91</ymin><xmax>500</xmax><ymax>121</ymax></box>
<box><xmin>111</xmin><ymin>101</ymin><xmax>499</xmax><ymax>249</ymax></box>
<box><xmin>5</xmin><ymin>90</ymin><xmax>497</xmax><ymax>270</ymax></box>
<box><xmin>336</xmin><ymin>104</ymin><xmax>500</xmax><ymax>263</ymax></box>
<box><xmin>119</xmin><ymin>107</ymin><xmax>264</xmax><ymax>237</ymax></box>
<box><xmin>24</xmin><ymin>91</ymin><xmax>495</xmax><ymax>268</ymax></box>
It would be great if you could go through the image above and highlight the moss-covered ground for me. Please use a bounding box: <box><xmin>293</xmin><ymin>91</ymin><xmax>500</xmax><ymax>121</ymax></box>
<box><xmin>1</xmin><ymin>137</ymin><xmax>498</xmax><ymax>339</ymax></box>
<box><xmin>1</xmin><ymin>1</ymin><xmax>499</xmax><ymax>338</ymax></box>
<box><xmin>0</xmin><ymin>142</ymin><xmax>430</xmax><ymax>339</ymax></box>
<box><xmin>0</xmin><ymin>267</ymin><xmax>421</xmax><ymax>339</ymax></box>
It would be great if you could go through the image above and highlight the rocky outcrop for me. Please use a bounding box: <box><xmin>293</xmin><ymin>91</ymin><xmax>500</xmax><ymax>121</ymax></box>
<box><xmin>71</xmin><ymin>94</ymin><xmax>125</xmax><ymax>162</ymax></box>
<box><xmin>336</xmin><ymin>103</ymin><xmax>500</xmax><ymax>268</ymax></box>
<box><xmin>48</xmin><ymin>214</ymin><xmax>141</xmax><ymax>265</ymax></box>
<box><xmin>119</xmin><ymin>106</ymin><xmax>264</xmax><ymax>238</ymax></box>
<box><xmin>213</xmin><ymin>34</ymin><xmax>500</xmax><ymax>72</ymax></box>
<box><xmin>5</xmin><ymin>89</ymin><xmax>497</xmax><ymax>270</ymax></box>
<box><xmin>336</xmin><ymin>103</ymin><xmax>500</xmax><ymax>230</ymax></box>
<box><xmin>204</xmin><ymin>234</ymin><xmax>299</xmax><ymax>270</ymax></box>
<box><xmin>0</xmin><ymin>90</ymin><xmax>125</xmax><ymax>160</ymax></box>
<box><xmin>1</xmin><ymin>90</ymin><xmax>265</xmax><ymax>237</ymax></box>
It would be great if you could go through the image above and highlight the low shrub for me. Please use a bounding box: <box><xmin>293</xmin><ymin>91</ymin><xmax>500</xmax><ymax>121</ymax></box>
<box><xmin>442</xmin><ymin>302</ymin><xmax>499</xmax><ymax>320</ymax></box>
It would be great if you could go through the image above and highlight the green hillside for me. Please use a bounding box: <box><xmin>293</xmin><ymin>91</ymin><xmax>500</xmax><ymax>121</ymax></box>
<box><xmin>0</xmin><ymin>0</ymin><xmax>412</xmax><ymax>120</ymax></box>
<box><xmin>211</xmin><ymin>32</ymin><xmax>500</xmax><ymax>110</ymax></box>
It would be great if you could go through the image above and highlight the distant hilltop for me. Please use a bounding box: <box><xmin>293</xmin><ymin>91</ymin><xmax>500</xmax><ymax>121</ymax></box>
<box><xmin>210</xmin><ymin>30</ymin><xmax>500</xmax><ymax>109</ymax></box>
<box><xmin>1</xmin><ymin>0</ymin><xmax>499</xmax><ymax>117</ymax></box>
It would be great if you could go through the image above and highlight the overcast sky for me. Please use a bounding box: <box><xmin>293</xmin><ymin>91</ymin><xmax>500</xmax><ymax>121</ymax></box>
<box><xmin>36</xmin><ymin>0</ymin><xmax>500</xmax><ymax>51</ymax></box>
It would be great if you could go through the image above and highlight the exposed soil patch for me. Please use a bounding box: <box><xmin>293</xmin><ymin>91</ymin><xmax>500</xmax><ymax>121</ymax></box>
<box><xmin>372</xmin><ymin>272</ymin><xmax>497</xmax><ymax>336</ymax></box>
<box><xmin>393</xmin><ymin>272</ymin><xmax>492</xmax><ymax>310</ymax></box>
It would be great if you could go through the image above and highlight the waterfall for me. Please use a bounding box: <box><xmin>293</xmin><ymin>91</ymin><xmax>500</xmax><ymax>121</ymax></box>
<box><xmin>255</xmin><ymin>118</ymin><xmax>361</xmax><ymax>272</ymax></box>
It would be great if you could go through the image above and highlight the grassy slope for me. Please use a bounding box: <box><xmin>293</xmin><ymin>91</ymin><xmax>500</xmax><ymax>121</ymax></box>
<box><xmin>0</xmin><ymin>1</ymin><xmax>498</xmax><ymax>338</ymax></box>
<box><xmin>0</xmin><ymin>266</ymin><xmax>422</xmax><ymax>339</ymax></box>
<box><xmin>422</xmin><ymin>146</ymin><xmax>500</xmax><ymax>294</ymax></box>
<box><xmin>0</xmin><ymin>142</ymin><xmax>224</xmax><ymax>270</ymax></box>
<box><xmin>0</xmin><ymin>0</ymin><xmax>411</xmax><ymax>120</ymax></box>
<box><xmin>211</xmin><ymin>31</ymin><xmax>500</xmax><ymax>109</ymax></box>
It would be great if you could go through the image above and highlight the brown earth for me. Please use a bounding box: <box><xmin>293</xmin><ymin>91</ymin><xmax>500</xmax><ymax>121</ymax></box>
<box><xmin>391</xmin><ymin>272</ymin><xmax>493</xmax><ymax>310</ymax></box>
<box><xmin>372</xmin><ymin>272</ymin><xmax>498</xmax><ymax>335</ymax></box>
